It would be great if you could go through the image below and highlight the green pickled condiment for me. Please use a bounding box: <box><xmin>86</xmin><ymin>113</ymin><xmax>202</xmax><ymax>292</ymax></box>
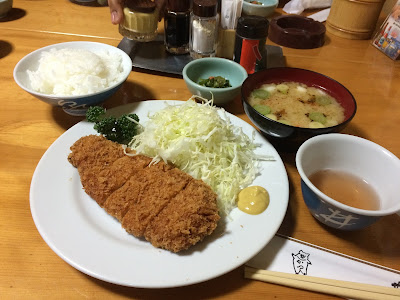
<box><xmin>198</xmin><ymin>76</ymin><xmax>232</xmax><ymax>88</ymax></box>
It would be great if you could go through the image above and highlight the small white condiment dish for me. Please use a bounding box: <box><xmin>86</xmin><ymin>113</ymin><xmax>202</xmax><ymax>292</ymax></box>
<box><xmin>296</xmin><ymin>133</ymin><xmax>400</xmax><ymax>230</ymax></box>
<box><xmin>13</xmin><ymin>41</ymin><xmax>132</xmax><ymax>116</ymax></box>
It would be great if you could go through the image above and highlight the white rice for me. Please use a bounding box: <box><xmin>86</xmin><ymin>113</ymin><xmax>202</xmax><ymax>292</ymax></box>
<box><xmin>27</xmin><ymin>48</ymin><xmax>125</xmax><ymax>96</ymax></box>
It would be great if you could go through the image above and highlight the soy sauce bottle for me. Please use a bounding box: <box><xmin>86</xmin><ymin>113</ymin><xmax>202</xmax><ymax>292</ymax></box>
<box><xmin>164</xmin><ymin>0</ymin><xmax>191</xmax><ymax>54</ymax></box>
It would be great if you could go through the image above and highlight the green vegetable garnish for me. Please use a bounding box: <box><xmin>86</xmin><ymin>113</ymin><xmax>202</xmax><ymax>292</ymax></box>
<box><xmin>251</xmin><ymin>89</ymin><xmax>270</xmax><ymax>99</ymax></box>
<box><xmin>253</xmin><ymin>104</ymin><xmax>271</xmax><ymax>115</ymax></box>
<box><xmin>86</xmin><ymin>106</ymin><xmax>140</xmax><ymax>145</ymax></box>
<box><xmin>316</xmin><ymin>96</ymin><xmax>332</xmax><ymax>106</ymax></box>
<box><xmin>198</xmin><ymin>76</ymin><xmax>231</xmax><ymax>88</ymax></box>
<box><xmin>277</xmin><ymin>84</ymin><xmax>289</xmax><ymax>94</ymax></box>
<box><xmin>308</xmin><ymin>112</ymin><xmax>327</xmax><ymax>124</ymax></box>
<box><xmin>86</xmin><ymin>105</ymin><xmax>106</xmax><ymax>123</ymax></box>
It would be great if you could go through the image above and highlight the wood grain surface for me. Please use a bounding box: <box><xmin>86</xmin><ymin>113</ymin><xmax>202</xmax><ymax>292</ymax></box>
<box><xmin>1</xmin><ymin>1</ymin><xmax>399</xmax><ymax>299</ymax></box>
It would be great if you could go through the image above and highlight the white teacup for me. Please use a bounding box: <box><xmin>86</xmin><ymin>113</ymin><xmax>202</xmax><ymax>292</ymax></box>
<box><xmin>296</xmin><ymin>133</ymin><xmax>400</xmax><ymax>230</ymax></box>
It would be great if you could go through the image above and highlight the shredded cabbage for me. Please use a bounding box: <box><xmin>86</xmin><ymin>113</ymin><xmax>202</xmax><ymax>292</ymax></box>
<box><xmin>128</xmin><ymin>99</ymin><xmax>269</xmax><ymax>215</ymax></box>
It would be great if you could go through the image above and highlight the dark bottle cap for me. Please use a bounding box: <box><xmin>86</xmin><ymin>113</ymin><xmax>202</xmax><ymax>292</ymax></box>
<box><xmin>166</xmin><ymin>0</ymin><xmax>191</xmax><ymax>12</ymax></box>
<box><xmin>237</xmin><ymin>16</ymin><xmax>269</xmax><ymax>40</ymax></box>
<box><xmin>193</xmin><ymin>0</ymin><xmax>217</xmax><ymax>17</ymax></box>
<box><xmin>126</xmin><ymin>0</ymin><xmax>156</xmax><ymax>13</ymax></box>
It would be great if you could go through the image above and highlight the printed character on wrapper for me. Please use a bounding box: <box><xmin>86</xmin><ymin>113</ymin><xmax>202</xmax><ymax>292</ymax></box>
<box><xmin>292</xmin><ymin>250</ymin><xmax>312</xmax><ymax>275</ymax></box>
<box><xmin>234</xmin><ymin>16</ymin><xmax>269</xmax><ymax>74</ymax></box>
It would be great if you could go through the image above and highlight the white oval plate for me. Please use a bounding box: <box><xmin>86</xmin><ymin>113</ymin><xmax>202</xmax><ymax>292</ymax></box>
<box><xmin>30</xmin><ymin>100</ymin><xmax>289</xmax><ymax>288</ymax></box>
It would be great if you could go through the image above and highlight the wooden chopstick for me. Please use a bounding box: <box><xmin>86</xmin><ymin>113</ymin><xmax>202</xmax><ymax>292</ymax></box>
<box><xmin>244</xmin><ymin>267</ymin><xmax>400</xmax><ymax>300</ymax></box>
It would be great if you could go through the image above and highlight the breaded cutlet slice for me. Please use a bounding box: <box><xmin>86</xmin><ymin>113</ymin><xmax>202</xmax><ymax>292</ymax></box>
<box><xmin>103</xmin><ymin>176</ymin><xmax>147</xmax><ymax>222</ymax></box>
<box><xmin>79</xmin><ymin>154</ymin><xmax>154</xmax><ymax>206</ymax></box>
<box><xmin>68</xmin><ymin>135</ymin><xmax>126</xmax><ymax>205</ymax></box>
<box><xmin>101</xmin><ymin>159</ymin><xmax>172</xmax><ymax>221</ymax></box>
<box><xmin>121</xmin><ymin>167</ymin><xmax>192</xmax><ymax>237</ymax></box>
<box><xmin>68</xmin><ymin>135</ymin><xmax>124</xmax><ymax>169</ymax></box>
<box><xmin>144</xmin><ymin>179</ymin><xmax>220</xmax><ymax>253</ymax></box>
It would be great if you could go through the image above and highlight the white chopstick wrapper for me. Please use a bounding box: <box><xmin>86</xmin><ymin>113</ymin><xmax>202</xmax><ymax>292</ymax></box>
<box><xmin>246</xmin><ymin>234</ymin><xmax>400</xmax><ymax>288</ymax></box>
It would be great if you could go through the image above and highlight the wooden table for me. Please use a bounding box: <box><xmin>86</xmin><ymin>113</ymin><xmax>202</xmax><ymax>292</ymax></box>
<box><xmin>1</xmin><ymin>1</ymin><xmax>399</xmax><ymax>299</ymax></box>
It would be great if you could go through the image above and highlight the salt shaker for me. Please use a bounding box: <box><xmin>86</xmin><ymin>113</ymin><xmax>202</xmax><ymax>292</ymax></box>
<box><xmin>119</xmin><ymin>0</ymin><xmax>159</xmax><ymax>42</ymax></box>
<box><xmin>234</xmin><ymin>16</ymin><xmax>269</xmax><ymax>74</ymax></box>
<box><xmin>164</xmin><ymin>0</ymin><xmax>191</xmax><ymax>54</ymax></box>
<box><xmin>190</xmin><ymin>0</ymin><xmax>219</xmax><ymax>59</ymax></box>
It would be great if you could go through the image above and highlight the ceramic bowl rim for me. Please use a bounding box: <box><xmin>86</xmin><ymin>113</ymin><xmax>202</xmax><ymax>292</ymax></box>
<box><xmin>13</xmin><ymin>41</ymin><xmax>132</xmax><ymax>100</ymax></box>
<box><xmin>296</xmin><ymin>133</ymin><xmax>400</xmax><ymax>216</ymax></box>
<box><xmin>182</xmin><ymin>57</ymin><xmax>248</xmax><ymax>93</ymax></box>
<box><xmin>241</xmin><ymin>67</ymin><xmax>357</xmax><ymax>133</ymax></box>
<box><xmin>242</xmin><ymin>0</ymin><xmax>279</xmax><ymax>9</ymax></box>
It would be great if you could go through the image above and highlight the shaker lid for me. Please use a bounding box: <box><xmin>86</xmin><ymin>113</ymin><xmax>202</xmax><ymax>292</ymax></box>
<box><xmin>167</xmin><ymin>0</ymin><xmax>191</xmax><ymax>12</ymax></box>
<box><xmin>127</xmin><ymin>0</ymin><xmax>156</xmax><ymax>13</ymax></box>
<box><xmin>237</xmin><ymin>16</ymin><xmax>269</xmax><ymax>39</ymax></box>
<box><xmin>193</xmin><ymin>0</ymin><xmax>217</xmax><ymax>17</ymax></box>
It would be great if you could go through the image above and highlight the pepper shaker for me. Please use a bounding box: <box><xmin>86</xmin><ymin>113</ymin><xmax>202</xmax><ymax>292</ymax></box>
<box><xmin>234</xmin><ymin>16</ymin><xmax>269</xmax><ymax>74</ymax></box>
<box><xmin>190</xmin><ymin>0</ymin><xmax>219</xmax><ymax>59</ymax></box>
<box><xmin>164</xmin><ymin>0</ymin><xmax>191</xmax><ymax>54</ymax></box>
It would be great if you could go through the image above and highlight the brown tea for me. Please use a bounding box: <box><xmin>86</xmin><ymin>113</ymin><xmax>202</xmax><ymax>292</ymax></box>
<box><xmin>308</xmin><ymin>169</ymin><xmax>380</xmax><ymax>211</ymax></box>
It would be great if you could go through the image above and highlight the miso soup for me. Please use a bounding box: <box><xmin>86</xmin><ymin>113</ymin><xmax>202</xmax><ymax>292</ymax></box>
<box><xmin>248</xmin><ymin>82</ymin><xmax>345</xmax><ymax>128</ymax></box>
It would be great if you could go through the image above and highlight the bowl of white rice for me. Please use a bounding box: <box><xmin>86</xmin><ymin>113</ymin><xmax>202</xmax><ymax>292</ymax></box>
<box><xmin>13</xmin><ymin>41</ymin><xmax>132</xmax><ymax>116</ymax></box>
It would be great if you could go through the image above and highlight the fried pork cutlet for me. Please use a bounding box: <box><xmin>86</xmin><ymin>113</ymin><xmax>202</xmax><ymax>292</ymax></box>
<box><xmin>144</xmin><ymin>179</ymin><xmax>220</xmax><ymax>252</ymax></box>
<box><xmin>121</xmin><ymin>167</ymin><xmax>192</xmax><ymax>237</ymax></box>
<box><xmin>68</xmin><ymin>135</ymin><xmax>220</xmax><ymax>252</ymax></box>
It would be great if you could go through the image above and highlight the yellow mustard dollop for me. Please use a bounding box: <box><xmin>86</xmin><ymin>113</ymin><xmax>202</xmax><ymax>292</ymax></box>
<box><xmin>237</xmin><ymin>186</ymin><xmax>269</xmax><ymax>215</ymax></box>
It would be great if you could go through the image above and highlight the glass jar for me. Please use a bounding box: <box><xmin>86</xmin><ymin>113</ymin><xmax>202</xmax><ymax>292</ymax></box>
<box><xmin>119</xmin><ymin>0</ymin><xmax>159</xmax><ymax>42</ymax></box>
<box><xmin>190</xmin><ymin>0</ymin><xmax>219</xmax><ymax>59</ymax></box>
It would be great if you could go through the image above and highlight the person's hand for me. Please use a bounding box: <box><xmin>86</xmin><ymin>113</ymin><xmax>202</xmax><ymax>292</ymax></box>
<box><xmin>108</xmin><ymin>0</ymin><xmax>166</xmax><ymax>25</ymax></box>
<box><xmin>109</xmin><ymin>0</ymin><xmax>124</xmax><ymax>25</ymax></box>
